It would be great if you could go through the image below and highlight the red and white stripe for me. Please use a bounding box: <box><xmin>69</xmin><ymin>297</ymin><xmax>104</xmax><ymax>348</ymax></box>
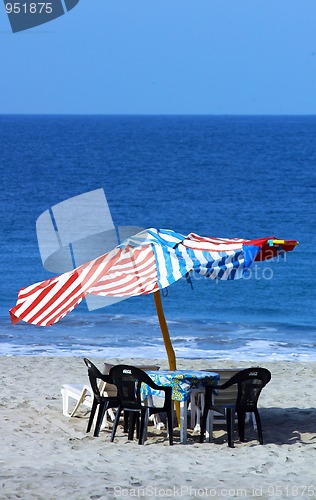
<box><xmin>184</xmin><ymin>233</ymin><xmax>248</xmax><ymax>252</ymax></box>
<box><xmin>10</xmin><ymin>244</ymin><xmax>159</xmax><ymax>326</ymax></box>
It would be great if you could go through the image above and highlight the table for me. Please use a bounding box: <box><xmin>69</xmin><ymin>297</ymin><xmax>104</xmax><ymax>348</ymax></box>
<box><xmin>143</xmin><ymin>370</ymin><xmax>220</xmax><ymax>443</ymax></box>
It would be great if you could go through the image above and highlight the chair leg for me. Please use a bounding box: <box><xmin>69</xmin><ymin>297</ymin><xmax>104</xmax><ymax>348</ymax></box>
<box><xmin>135</xmin><ymin>414</ymin><xmax>140</xmax><ymax>439</ymax></box>
<box><xmin>107</xmin><ymin>408</ymin><xmax>116</xmax><ymax>422</ymax></box>
<box><xmin>252</xmin><ymin>412</ymin><xmax>257</xmax><ymax>431</ymax></box>
<box><xmin>123</xmin><ymin>411</ymin><xmax>129</xmax><ymax>433</ymax></box>
<box><xmin>61</xmin><ymin>388</ymin><xmax>70</xmax><ymax>417</ymax></box>
<box><xmin>254</xmin><ymin>410</ymin><xmax>264</xmax><ymax>444</ymax></box>
<box><xmin>70</xmin><ymin>387</ymin><xmax>89</xmax><ymax>417</ymax></box>
<box><xmin>86</xmin><ymin>398</ymin><xmax>98</xmax><ymax>433</ymax></box>
<box><xmin>94</xmin><ymin>402</ymin><xmax>109</xmax><ymax>437</ymax></box>
<box><xmin>110</xmin><ymin>407</ymin><xmax>122</xmax><ymax>442</ymax></box>
<box><xmin>207</xmin><ymin>410</ymin><xmax>214</xmax><ymax>442</ymax></box>
<box><xmin>193</xmin><ymin>391</ymin><xmax>205</xmax><ymax>432</ymax></box>
<box><xmin>200</xmin><ymin>406</ymin><xmax>208</xmax><ymax>443</ymax></box>
<box><xmin>152</xmin><ymin>413</ymin><xmax>165</xmax><ymax>430</ymax></box>
<box><xmin>190</xmin><ymin>390</ymin><xmax>197</xmax><ymax>429</ymax></box>
<box><xmin>139</xmin><ymin>408</ymin><xmax>150</xmax><ymax>445</ymax></box>
<box><xmin>167</xmin><ymin>410</ymin><xmax>174</xmax><ymax>445</ymax></box>
<box><xmin>226</xmin><ymin>408</ymin><xmax>235</xmax><ymax>448</ymax></box>
<box><xmin>128</xmin><ymin>412</ymin><xmax>138</xmax><ymax>440</ymax></box>
<box><xmin>237</xmin><ymin>411</ymin><xmax>246</xmax><ymax>442</ymax></box>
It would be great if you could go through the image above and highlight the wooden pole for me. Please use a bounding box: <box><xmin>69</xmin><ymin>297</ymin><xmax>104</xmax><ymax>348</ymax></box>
<box><xmin>153</xmin><ymin>290</ymin><xmax>180</xmax><ymax>426</ymax></box>
<box><xmin>154</xmin><ymin>290</ymin><xmax>177</xmax><ymax>370</ymax></box>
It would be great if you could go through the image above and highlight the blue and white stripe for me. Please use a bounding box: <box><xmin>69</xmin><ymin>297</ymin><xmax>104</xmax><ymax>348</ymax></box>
<box><xmin>120</xmin><ymin>228</ymin><xmax>251</xmax><ymax>290</ymax></box>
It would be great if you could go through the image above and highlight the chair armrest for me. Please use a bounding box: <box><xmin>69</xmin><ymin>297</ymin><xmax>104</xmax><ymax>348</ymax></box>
<box><xmin>160</xmin><ymin>385</ymin><xmax>172</xmax><ymax>398</ymax></box>
<box><xmin>146</xmin><ymin>382</ymin><xmax>172</xmax><ymax>400</ymax></box>
<box><xmin>210</xmin><ymin>380</ymin><xmax>234</xmax><ymax>391</ymax></box>
<box><xmin>152</xmin><ymin>385</ymin><xmax>172</xmax><ymax>409</ymax></box>
<box><xmin>146</xmin><ymin>379</ymin><xmax>172</xmax><ymax>396</ymax></box>
<box><xmin>99</xmin><ymin>373</ymin><xmax>113</xmax><ymax>384</ymax></box>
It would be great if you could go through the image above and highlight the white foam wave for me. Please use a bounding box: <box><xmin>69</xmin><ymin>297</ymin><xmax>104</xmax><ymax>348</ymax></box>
<box><xmin>1</xmin><ymin>339</ymin><xmax>316</xmax><ymax>361</ymax></box>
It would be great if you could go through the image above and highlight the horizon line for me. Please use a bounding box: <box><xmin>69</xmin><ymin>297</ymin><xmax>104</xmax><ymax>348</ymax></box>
<box><xmin>1</xmin><ymin>112</ymin><xmax>316</xmax><ymax>117</ymax></box>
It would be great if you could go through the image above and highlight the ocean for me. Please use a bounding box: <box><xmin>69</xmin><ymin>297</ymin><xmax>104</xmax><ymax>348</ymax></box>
<box><xmin>1</xmin><ymin>115</ymin><xmax>315</xmax><ymax>361</ymax></box>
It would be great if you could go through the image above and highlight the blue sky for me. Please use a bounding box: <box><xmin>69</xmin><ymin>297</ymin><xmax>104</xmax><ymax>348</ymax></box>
<box><xmin>1</xmin><ymin>0</ymin><xmax>316</xmax><ymax>114</ymax></box>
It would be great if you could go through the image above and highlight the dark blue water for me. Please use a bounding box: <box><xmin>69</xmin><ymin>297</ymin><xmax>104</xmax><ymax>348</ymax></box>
<box><xmin>1</xmin><ymin>115</ymin><xmax>315</xmax><ymax>360</ymax></box>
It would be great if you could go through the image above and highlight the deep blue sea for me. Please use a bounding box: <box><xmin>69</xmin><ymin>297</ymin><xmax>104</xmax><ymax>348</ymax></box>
<box><xmin>0</xmin><ymin>115</ymin><xmax>315</xmax><ymax>361</ymax></box>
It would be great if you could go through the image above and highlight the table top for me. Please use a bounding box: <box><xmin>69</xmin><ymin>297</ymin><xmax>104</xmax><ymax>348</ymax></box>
<box><xmin>143</xmin><ymin>369</ymin><xmax>220</xmax><ymax>402</ymax></box>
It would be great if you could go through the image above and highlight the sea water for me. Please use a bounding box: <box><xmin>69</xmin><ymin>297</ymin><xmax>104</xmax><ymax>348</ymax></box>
<box><xmin>0</xmin><ymin>115</ymin><xmax>315</xmax><ymax>360</ymax></box>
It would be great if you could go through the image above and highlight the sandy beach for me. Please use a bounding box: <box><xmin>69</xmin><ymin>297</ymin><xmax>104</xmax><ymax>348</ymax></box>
<box><xmin>1</xmin><ymin>356</ymin><xmax>315</xmax><ymax>499</ymax></box>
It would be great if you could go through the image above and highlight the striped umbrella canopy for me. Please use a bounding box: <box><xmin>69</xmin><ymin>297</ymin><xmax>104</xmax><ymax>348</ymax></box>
<box><xmin>10</xmin><ymin>228</ymin><xmax>298</xmax><ymax>368</ymax></box>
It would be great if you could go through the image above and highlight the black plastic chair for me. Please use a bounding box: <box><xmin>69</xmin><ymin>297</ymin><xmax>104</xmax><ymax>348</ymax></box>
<box><xmin>109</xmin><ymin>365</ymin><xmax>174</xmax><ymax>445</ymax></box>
<box><xmin>200</xmin><ymin>367</ymin><xmax>271</xmax><ymax>447</ymax></box>
<box><xmin>83</xmin><ymin>358</ymin><xmax>120</xmax><ymax>437</ymax></box>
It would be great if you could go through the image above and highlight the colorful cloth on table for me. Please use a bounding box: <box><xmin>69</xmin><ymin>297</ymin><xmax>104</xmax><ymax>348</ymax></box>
<box><xmin>142</xmin><ymin>370</ymin><xmax>220</xmax><ymax>402</ymax></box>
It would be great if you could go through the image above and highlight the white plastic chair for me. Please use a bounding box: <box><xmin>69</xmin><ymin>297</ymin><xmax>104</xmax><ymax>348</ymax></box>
<box><xmin>61</xmin><ymin>362</ymin><xmax>161</xmax><ymax>429</ymax></box>
<box><xmin>61</xmin><ymin>362</ymin><xmax>118</xmax><ymax>425</ymax></box>
<box><xmin>61</xmin><ymin>383</ymin><xmax>93</xmax><ymax>418</ymax></box>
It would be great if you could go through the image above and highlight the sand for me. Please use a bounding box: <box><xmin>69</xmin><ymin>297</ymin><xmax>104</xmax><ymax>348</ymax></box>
<box><xmin>1</xmin><ymin>356</ymin><xmax>315</xmax><ymax>499</ymax></box>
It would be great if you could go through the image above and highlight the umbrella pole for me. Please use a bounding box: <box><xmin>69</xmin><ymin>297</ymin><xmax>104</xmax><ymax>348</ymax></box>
<box><xmin>154</xmin><ymin>290</ymin><xmax>177</xmax><ymax>370</ymax></box>
<box><xmin>153</xmin><ymin>291</ymin><xmax>181</xmax><ymax>427</ymax></box>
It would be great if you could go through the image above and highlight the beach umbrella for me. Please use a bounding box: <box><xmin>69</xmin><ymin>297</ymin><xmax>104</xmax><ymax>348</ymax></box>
<box><xmin>10</xmin><ymin>228</ymin><xmax>298</xmax><ymax>369</ymax></box>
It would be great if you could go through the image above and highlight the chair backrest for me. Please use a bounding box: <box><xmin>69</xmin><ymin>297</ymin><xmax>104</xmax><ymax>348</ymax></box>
<box><xmin>101</xmin><ymin>363</ymin><xmax>118</xmax><ymax>396</ymax></box>
<box><xmin>109</xmin><ymin>365</ymin><xmax>160</xmax><ymax>410</ymax></box>
<box><xmin>102</xmin><ymin>363</ymin><xmax>160</xmax><ymax>397</ymax></box>
<box><xmin>204</xmin><ymin>369</ymin><xmax>241</xmax><ymax>407</ymax></box>
<box><xmin>221</xmin><ymin>368</ymin><xmax>271</xmax><ymax>412</ymax></box>
<box><xmin>83</xmin><ymin>358</ymin><xmax>114</xmax><ymax>402</ymax></box>
<box><xmin>103</xmin><ymin>363</ymin><xmax>160</xmax><ymax>375</ymax></box>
